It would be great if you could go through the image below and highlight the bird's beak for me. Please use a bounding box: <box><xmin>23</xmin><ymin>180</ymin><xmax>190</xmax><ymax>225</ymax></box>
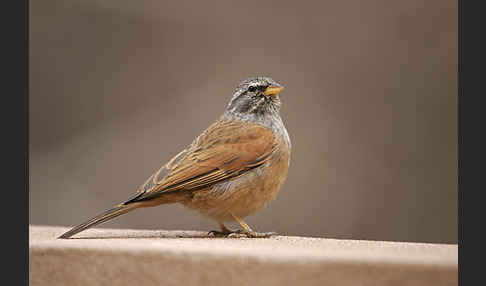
<box><xmin>264</xmin><ymin>85</ymin><xmax>284</xmax><ymax>96</ymax></box>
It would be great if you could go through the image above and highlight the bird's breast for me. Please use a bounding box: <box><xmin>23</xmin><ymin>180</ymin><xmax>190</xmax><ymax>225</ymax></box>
<box><xmin>182</xmin><ymin>134</ymin><xmax>291</xmax><ymax>221</ymax></box>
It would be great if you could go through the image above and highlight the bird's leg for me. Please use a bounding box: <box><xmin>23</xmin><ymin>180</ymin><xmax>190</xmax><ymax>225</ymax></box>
<box><xmin>208</xmin><ymin>221</ymin><xmax>235</xmax><ymax>237</ymax></box>
<box><xmin>229</xmin><ymin>213</ymin><xmax>277</xmax><ymax>238</ymax></box>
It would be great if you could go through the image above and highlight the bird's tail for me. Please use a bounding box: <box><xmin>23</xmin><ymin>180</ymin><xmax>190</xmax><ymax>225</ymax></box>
<box><xmin>58</xmin><ymin>203</ymin><xmax>138</xmax><ymax>239</ymax></box>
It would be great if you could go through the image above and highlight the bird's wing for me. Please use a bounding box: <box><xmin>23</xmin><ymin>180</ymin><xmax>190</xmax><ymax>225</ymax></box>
<box><xmin>125</xmin><ymin>119</ymin><xmax>277</xmax><ymax>203</ymax></box>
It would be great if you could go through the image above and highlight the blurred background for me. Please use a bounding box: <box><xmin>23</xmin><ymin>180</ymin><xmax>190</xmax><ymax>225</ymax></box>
<box><xmin>29</xmin><ymin>0</ymin><xmax>457</xmax><ymax>243</ymax></box>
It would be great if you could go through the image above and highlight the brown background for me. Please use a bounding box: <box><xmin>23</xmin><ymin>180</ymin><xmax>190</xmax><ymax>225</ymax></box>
<box><xmin>30</xmin><ymin>0</ymin><xmax>457</xmax><ymax>243</ymax></box>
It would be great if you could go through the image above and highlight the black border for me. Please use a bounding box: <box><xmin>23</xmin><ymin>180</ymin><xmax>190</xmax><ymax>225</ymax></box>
<box><xmin>459</xmin><ymin>0</ymin><xmax>486</xmax><ymax>284</ymax></box>
<box><xmin>3</xmin><ymin>0</ymin><xmax>29</xmax><ymax>285</ymax></box>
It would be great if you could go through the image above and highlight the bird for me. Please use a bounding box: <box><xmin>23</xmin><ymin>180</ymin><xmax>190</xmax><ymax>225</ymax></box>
<box><xmin>58</xmin><ymin>76</ymin><xmax>291</xmax><ymax>239</ymax></box>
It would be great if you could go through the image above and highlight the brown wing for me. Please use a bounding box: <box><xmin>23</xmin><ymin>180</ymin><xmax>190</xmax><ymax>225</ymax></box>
<box><xmin>125</xmin><ymin>119</ymin><xmax>277</xmax><ymax>203</ymax></box>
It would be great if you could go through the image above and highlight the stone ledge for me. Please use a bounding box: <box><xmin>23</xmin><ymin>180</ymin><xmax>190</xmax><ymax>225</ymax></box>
<box><xmin>29</xmin><ymin>225</ymin><xmax>458</xmax><ymax>286</ymax></box>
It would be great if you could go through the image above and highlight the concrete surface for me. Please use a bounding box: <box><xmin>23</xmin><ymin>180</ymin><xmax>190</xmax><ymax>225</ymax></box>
<box><xmin>30</xmin><ymin>225</ymin><xmax>458</xmax><ymax>286</ymax></box>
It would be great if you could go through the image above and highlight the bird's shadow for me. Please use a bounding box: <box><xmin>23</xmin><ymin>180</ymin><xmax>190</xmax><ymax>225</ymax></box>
<box><xmin>60</xmin><ymin>230</ymin><xmax>231</xmax><ymax>240</ymax></box>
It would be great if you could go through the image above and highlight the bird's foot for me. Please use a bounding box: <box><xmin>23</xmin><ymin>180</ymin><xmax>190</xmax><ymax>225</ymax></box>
<box><xmin>231</xmin><ymin>230</ymin><xmax>277</xmax><ymax>238</ymax></box>
<box><xmin>208</xmin><ymin>219</ymin><xmax>277</xmax><ymax>238</ymax></box>
<box><xmin>208</xmin><ymin>229</ymin><xmax>234</xmax><ymax>237</ymax></box>
<box><xmin>208</xmin><ymin>229</ymin><xmax>277</xmax><ymax>238</ymax></box>
<box><xmin>223</xmin><ymin>230</ymin><xmax>277</xmax><ymax>238</ymax></box>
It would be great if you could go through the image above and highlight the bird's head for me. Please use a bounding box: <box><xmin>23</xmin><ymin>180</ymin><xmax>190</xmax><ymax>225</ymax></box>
<box><xmin>225</xmin><ymin>77</ymin><xmax>284</xmax><ymax>117</ymax></box>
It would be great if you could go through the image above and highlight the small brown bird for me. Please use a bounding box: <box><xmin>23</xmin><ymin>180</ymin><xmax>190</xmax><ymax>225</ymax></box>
<box><xmin>59</xmin><ymin>77</ymin><xmax>291</xmax><ymax>239</ymax></box>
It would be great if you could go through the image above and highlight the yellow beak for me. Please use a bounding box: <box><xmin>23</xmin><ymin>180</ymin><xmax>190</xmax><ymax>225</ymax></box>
<box><xmin>264</xmin><ymin>86</ymin><xmax>284</xmax><ymax>96</ymax></box>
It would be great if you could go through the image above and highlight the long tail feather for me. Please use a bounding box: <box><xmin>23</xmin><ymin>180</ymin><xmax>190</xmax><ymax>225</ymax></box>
<box><xmin>58</xmin><ymin>204</ymin><xmax>138</xmax><ymax>239</ymax></box>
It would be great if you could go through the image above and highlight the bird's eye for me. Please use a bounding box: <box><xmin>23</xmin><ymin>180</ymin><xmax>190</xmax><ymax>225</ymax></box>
<box><xmin>248</xmin><ymin>85</ymin><xmax>257</xmax><ymax>92</ymax></box>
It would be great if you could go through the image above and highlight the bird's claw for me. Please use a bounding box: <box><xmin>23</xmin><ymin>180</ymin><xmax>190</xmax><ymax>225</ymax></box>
<box><xmin>208</xmin><ymin>229</ymin><xmax>277</xmax><ymax>238</ymax></box>
<box><xmin>236</xmin><ymin>231</ymin><xmax>278</xmax><ymax>238</ymax></box>
<box><xmin>207</xmin><ymin>230</ymin><xmax>232</xmax><ymax>237</ymax></box>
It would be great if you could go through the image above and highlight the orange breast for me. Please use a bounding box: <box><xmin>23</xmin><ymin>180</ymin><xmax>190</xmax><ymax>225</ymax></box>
<box><xmin>182</xmin><ymin>134</ymin><xmax>291</xmax><ymax>221</ymax></box>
